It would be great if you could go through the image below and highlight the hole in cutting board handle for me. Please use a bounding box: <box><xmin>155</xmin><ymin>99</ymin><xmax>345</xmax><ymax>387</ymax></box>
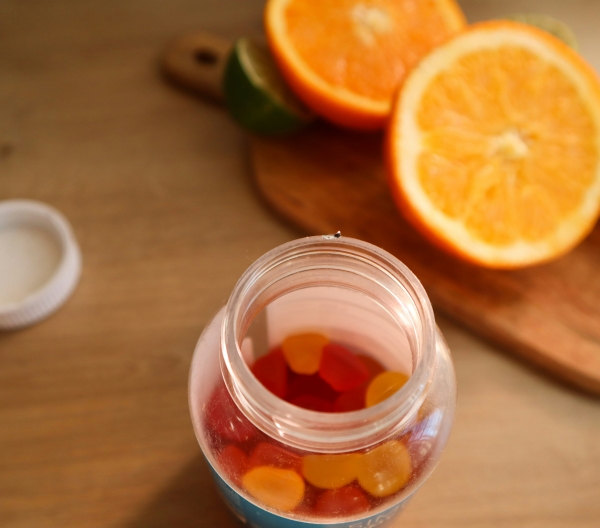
<box><xmin>162</xmin><ymin>32</ymin><xmax>233</xmax><ymax>102</ymax></box>
<box><xmin>194</xmin><ymin>48</ymin><xmax>218</xmax><ymax>66</ymax></box>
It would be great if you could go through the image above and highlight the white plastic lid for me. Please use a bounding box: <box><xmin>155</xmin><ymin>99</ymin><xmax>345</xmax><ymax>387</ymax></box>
<box><xmin>0</xmin><ymin>200</ymin><xmax>82</xmax><ymax>330</ymax></box>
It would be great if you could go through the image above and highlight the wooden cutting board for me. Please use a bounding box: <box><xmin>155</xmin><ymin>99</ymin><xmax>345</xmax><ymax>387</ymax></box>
<box><xmin>163</xmin><ymin>33</ymin><xmax>600</xmax><ymax>395</ymax></box>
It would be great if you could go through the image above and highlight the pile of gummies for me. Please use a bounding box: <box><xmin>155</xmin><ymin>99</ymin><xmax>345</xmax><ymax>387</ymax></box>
<box><xmin>203</xmin><ymin>332</ymin><xmax>430</xmax><ymax>518</ymax></box>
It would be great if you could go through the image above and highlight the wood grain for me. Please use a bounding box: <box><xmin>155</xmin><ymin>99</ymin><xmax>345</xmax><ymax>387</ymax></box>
<box><xmin>0</xmin><ymin>1</ymin><xmax>599</xmax><ymax>528</ymax></box>
<box><xmin>251</xmin><ymin>125</ymin><xmax>600</xmax><ymax>394</ymax></box>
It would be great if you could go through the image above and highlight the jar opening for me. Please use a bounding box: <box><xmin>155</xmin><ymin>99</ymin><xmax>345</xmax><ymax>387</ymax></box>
<box><xmin>221</xmin><ymin>236</ymin><xmax>436</xmax><ymax>452</ymax></box>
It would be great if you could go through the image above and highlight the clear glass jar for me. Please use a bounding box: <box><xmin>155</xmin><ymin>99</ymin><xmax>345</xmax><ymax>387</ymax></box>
<box><xmin>189</xmin><ymin>236</ymin><xmax>456</xmax><ymax>528</ymax></box>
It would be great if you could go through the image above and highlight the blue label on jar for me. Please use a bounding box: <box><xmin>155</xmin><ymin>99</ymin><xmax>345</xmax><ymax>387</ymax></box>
<box><xmin>209</xmin><ymin>467</ymin><xmax>410</xmax><ymax>528</ymax></box>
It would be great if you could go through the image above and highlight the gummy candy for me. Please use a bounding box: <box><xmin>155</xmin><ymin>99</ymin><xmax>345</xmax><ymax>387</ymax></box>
<box><xmin>205</xmin><ymin>338</ymin><xmax>419</xmax><ymax>518</ymax></box>
<box><xmin>293</xmin><ymin>483</ymin><xmax>325</xmax><ymax>517</ymax></box>
<box><xmin>251</xmin><ymin>347</ymin><xmax>288</xmax><ymax>398</ymax></box>
<box><xmin>356</xmin><ymin>354</ymin><xmax>385</xmax><ymax>379</ymax></box>
<box><xmin>204</xmin><ymin>384</ymin><xmax>256</xmax><ymax>443</ymax></box>
<box><xmin>365</xmin><ymin>372</ymin><xmax>410</xmax><ymax>407</ymax></box>
<box><xmin>302</xmin><ymin>453</ymin><xmax>361</xmax><ymax>489</ymax></box>
<box><xmin>356</xmin><ymin>441</ymin><xmax>411</xmax><ymax>497</ymax></box>
<box><xmin>286</xmin><ymin>373</ymin><xmax>339</xmax><ymax>405</ymax></box>
<box><xmin>417</xmin><ymin>401</ymin><xmax>435</xmax><ymax>422</ymax></box>
<box><xmin>282</xmin><ymin>333</ymin><xmax>328</xmax><ymax>374</ymax></box>
<box><xmin>319</xmin><ymin>343</ymin><xmax>370</xmax><ymax>392</ymax></box>
<box><xmin>331</xmin><ymin>354</ymin><xmax>386</xmax><ymax>412</ymax></box>
<box><xmin>242</xmin><ymin>466</ymin><xmax>305</xmax><ymax>511</ymax></box>
<box><xmin>405</xmin><ymin>406</ymin><xmax>441</xmax><ymax>473</ymax></box>
<box><xmin>314</xmin><ymin>485</ymin><xmax>370</xmax><ymax>516</ymax></box>
<box><xmin>249</xmin><ymin>442</ymin><xmax>303</xmax><ymax>473</ymax></box>
<box><xmin>290</xmin><ymin>394</ymin><xmax>335</xmax><ymax>412</ymax></box>
<box><xmin>333</xmin><ymin>383</ymin><xmax>367</xmax><ymax>412</ymax></box>
<box><xmin>217</xmin><ymin>444</ymin><xmax>249</xmax><ymax>487</ymax></box>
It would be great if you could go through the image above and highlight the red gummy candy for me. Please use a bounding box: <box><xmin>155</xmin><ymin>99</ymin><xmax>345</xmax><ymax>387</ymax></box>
<box><xmin>356</xmin><ymin>354</ymin><xmax>386</xmax><ymax>379</ymax></box>
<box><xmin>217</xmin><ymin>444</ymin><xmax>250</xmax><ymax>487</ymax></box>
<box><xmin>319</xmin><ymin>343</ymin><xmax>370</xmax><ymax>392</ymax></box>
<box><xmin>290</xmin><ymin>394</ymin><xmax>335</xmax><ymax>412</ymax></box>
<box><xmin>314</xmin><ymin>485</ymin><xmax>370</xmax><ymax>516</ymax></box>
<box><xmin>333</xmin><ymin>383</ymin><xmax>367</xmax><ymax>412</ymax></box>
<box><xmin>249</xmin><ymin>442</ymin><xmax>303</xmax><ymax>472</ymax></box>
<box><xmin>204</xmin><ymin>384</ymin><xmax>256</xmax><ymax>443</ymax></box>
<box><xmin>251</xmin><ymin>347</ymin><xmax>288</xmax><ymax>398</ymax></box>
<box><xmin>287</xmin><ymin>373</ymin><xmax>339</xmax><ymax>403</ymax></box>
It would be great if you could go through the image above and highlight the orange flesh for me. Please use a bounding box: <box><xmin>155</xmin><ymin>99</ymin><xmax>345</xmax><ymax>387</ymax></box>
<box><xmin>282</xmin><ymin>0</ymin><xmax>464</xmax><ymax>102</ymax></box>
<box><xmin>417</xmin><ymin>46</ymin><xmax>598</xmax><ymax>245</ymax></box>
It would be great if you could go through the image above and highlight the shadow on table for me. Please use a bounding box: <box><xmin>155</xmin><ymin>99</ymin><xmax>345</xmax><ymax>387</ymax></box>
<box><xmin>125</xmin><ymin>454</ymin><xmax>243</xmax><ymax>528</ymax></box>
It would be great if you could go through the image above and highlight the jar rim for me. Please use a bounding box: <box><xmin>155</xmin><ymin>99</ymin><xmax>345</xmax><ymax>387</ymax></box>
<box><xmin>221</xmin><ymin>236</ymin><xmax>436</xmax><ymax>452</ymax></box>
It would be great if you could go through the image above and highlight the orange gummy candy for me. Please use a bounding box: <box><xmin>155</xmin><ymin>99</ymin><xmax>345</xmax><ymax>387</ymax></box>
<box><xmin>242</xmin><ymin>466</ymin><xmax>305</xmax><ymax>511</ymax></box>
<box><xmin>282</xmin><ymin>333</ymin><xmax>328</xmax><ymax>374</ymax></box>
<box><xmin>365</xmin><ymin>372</ymin><xmax>410</xmax><ymax>407</ymax></box>
<box><xmin>302</xmin><ymin>453</ymin><xmax>361</xmax><ymax>489</ymax></box>
<box><xmin>357</xmin><ymin>441</ymin><xmax>412</xmax><ymax>497</ymax></box>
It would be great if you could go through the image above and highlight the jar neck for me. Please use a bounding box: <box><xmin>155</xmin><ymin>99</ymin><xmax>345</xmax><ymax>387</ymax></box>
<box><xmin>220</xmin><ymin>236</ymin><xmax>436</xmax><ymax>453</ymax></box>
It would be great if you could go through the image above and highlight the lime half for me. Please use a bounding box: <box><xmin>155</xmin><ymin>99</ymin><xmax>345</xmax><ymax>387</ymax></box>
<box><xmin>505</xmin><ymin>13</ymin><xmax>579</xmax><ymax>50</ymax></box>
<box><xmin>223</xmin><ymin>38</ymin><xmax>314</xmax><ymax>136</ymax></box>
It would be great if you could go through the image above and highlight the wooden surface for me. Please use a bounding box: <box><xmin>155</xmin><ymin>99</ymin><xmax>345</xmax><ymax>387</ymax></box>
<box><xmin>1</xmin><ymin>1</ymin><xmax>599</xmax><ymax>528</ymax></box>
<box><xmin>252</xmin><ymin>123</ymin><xmax>600</xmax><ymax>394</ymax></box>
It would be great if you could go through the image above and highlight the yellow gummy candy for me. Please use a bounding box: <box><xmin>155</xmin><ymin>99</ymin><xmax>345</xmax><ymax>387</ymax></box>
<box><xmin>281</xmin><ymin>332</ymin><xmax>328</xmax><ymax>374</ymax></box>
<box><xmin>302</xmin><ymin>453</ymin><xmax>361</xmax><ymax>489</ymax></box>
<box><xmin>242</xmin><ymin>466</ymin><xmax>305</xmax><ymax>512</ymax></box>
<box><xmin>357</xmin><ymin>440</ymin><xmax>412</xmax><ymax>497</ymax></box>
<box><xmin>365</xmin><ymin>371</ymin><xmax>409</xmax><ymax>407</ymax></box>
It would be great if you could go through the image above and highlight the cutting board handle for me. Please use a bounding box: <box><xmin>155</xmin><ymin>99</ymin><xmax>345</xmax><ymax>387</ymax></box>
<box><xmin>162</xmin><ymin>33</ymin><xmax>233</xmax><ymax>102</ymax></box>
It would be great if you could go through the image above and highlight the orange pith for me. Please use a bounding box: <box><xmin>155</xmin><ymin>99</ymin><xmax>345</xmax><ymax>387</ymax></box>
<box><xmin>265</xmin><ymin>0</ymin><xmax>466</xmax><ymax>130</ymax></box>
<box><xmin>387</xmin><ymin>21</ymin><xmax>600</xmax><ymax>268</ymax></box>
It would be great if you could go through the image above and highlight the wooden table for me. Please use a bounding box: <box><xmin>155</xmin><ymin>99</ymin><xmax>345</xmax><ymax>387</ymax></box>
<box><xmin>1</xmin><ymin>1</ymin><xmax>599</xmax><ymax>527</ymax></box>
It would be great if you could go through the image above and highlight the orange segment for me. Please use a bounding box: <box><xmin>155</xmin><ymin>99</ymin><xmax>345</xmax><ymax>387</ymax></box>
<box><xmin>387</xmin><ymin>21</ymin><xmax>600</xmax><ymax>268</ymax></box>
<box><xmin>265</xmin><ymin>0</ymin><xmax>465</xmax><ymax>129</ymax></box>
<box><xmin>242</xmin><ymin>466</ymin><xmax>305</xmax><ymax>511</ymax></box>
<box><xmin>282</xmin><ymin>332</ymin><xmax>328</xmax><ymax>374</ymax></box>
<box><xmin>357</xmin><ymin>441</ymin><xmax>411</xmax><ymax>497</ymax></box>
<box><xmin>302</xmin><ymin>453</ymin><xmax>361</xmax><ymax>489</ymax></box>
<box><xmin>365</xmin><ymin>371</ymin><xmax>409</xmax><ymax>407</ymax></box>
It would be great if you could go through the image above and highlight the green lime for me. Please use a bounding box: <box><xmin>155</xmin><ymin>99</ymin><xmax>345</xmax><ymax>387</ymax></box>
<box><xmin>505</xmin><ymin>13</ymin><xmax>579</xmax><ymax>50</ymax></box>
<box><xmin>222</xmin><ymin>38</ymin><xmax>314</xmax><ymax>136</ymax></box>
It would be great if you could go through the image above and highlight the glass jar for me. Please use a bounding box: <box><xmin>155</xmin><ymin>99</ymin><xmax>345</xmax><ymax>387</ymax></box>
<box><xmin>189</xmin><ymin>236</ymin><xmax>456</xmax><ymax>528</ymax></box>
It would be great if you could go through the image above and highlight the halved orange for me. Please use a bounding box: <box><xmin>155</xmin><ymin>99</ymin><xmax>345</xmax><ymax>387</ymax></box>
<box><xmin>387</xmin><ymin>21</ymin><xmax>600</xmax><ymax>268</ymax></box>
<box><xmin>265</xmin><ymin>0</ymin><xmax>466</xmax><ymax>130</ymax></box>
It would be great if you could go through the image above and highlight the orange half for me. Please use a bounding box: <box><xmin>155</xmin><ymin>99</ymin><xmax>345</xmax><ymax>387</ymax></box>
<box><xmin>265</xmin><ymin>0</ymin><xmax>466</xmax><ymax>130</ymax></box>
<box><xmin>387</xmin><ymin>21</ymin><xmax>600</xmax><ymax>268</ymax></box>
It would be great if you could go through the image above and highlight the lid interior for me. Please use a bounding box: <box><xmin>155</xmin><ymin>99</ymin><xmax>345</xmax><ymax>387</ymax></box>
<box><xmin>0</xmin><ymin>221</ymin><xmax>63</xmax><ymax>307</ymax></box>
